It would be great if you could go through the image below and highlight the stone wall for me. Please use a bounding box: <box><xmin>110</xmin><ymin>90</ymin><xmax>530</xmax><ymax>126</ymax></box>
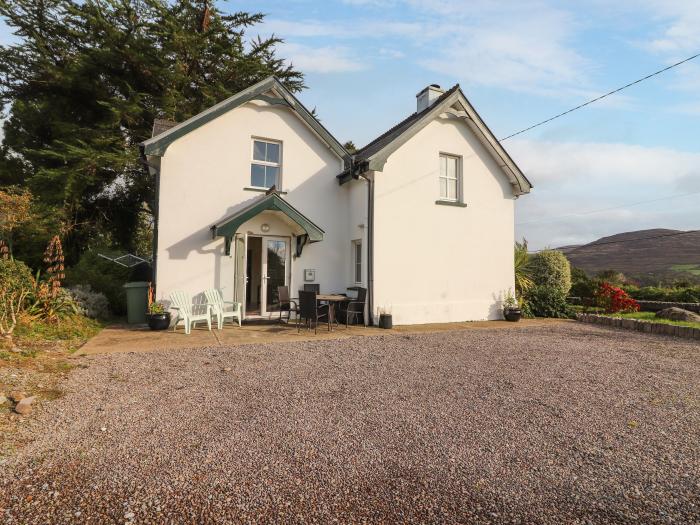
<box><xmin>576</xmin><ymin>313</ymin><xmax>700</xmax><ymax>341</ymax></box>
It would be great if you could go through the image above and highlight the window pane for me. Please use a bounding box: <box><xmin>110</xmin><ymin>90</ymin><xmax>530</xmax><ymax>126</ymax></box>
<box><xmin>447</xmin><ymin>178</ymin><xmax>457</xmax><ymax>200</ymax></box>
<box><xmin>355</xmin><ymin>242</ymin><xmax>362</xmax><ymax>264</ymax></box>
<box><xmin>447</xmin><ymin>157</ymin><xmax>456</xmax><ymax>179</ymax></box>
<box><xmin>253</xmin><ymin>141</ymin><xmax>266</xmax><ymax>162</ymax></box>
<box><xmin>265</xmin><ymin>166</ymin><xmax>279</xmax><ymax>188</ymax></box>
<box><xmin>440</xmin><ymin>155</ymin><xmax>447</xmax><ymax>177</ymax></box>
<box><xmin>251</xmin><ymin>164</ymin><xmax>266</xmax><ymax>187</ymax></box>
<box><xmin>440</xmin><ymin>177</ymin><xmax>447</xmax><ymax>199</ymax></box>
<box><xmin>266</xmin><ymin>142</ymin><xmax>280</xmax><ymax>163</ymax></box>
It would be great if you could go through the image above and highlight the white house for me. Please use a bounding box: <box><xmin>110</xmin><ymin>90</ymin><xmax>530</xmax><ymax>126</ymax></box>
<box><xmin>140</xmin><ymin>77</ymin><xmax>532</xmax><ymax>325</ymax></box>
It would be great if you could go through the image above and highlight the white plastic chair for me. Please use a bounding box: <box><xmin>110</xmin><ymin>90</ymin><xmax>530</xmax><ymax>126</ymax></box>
<box><xmin>169</xmin><ymin>290</ymin><xmax>211</xmax><ymax>335</ymax></box>
<box><xmin>204</xmin><ymin>288</ymin><xmax>242</xmax><ymax>329</ymax></box>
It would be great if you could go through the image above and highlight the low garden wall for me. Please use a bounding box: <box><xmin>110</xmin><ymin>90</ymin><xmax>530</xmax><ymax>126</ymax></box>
<box><xmin>576</xmin><ymin>313</ymin><xmax>700</xmax><ymax>341</ymax></box>
<box><xmin>634</xmin><ymin>300</ymin><xmax>700</xmax><ymax>313</ymax></box>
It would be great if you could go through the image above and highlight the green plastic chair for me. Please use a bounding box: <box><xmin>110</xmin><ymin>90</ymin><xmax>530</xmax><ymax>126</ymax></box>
<box><xmin>169</xmin><ymin>290</ymin><xmax>211</xmax><ymax>335</ymax></box>
<box><xmin>204</xmin><ymin>288</ymin><xmax>242</xmax><ymax>329</ymax></box>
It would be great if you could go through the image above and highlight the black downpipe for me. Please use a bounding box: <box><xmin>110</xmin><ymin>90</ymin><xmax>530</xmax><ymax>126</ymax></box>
<box><xmin>361</xmin><ymin>172</ymin><xmax>374</xmax><ymax>326</ymax></box>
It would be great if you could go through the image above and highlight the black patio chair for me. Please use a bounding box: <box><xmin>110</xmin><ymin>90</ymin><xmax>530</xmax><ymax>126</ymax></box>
<box><xmin>277</xmin><ymin>286</ymin><xmax>298</xmax><ymax>324</ymax></box>
<box><xmin>298</xmin><ymin>290</ymin><xmax>329</xmax><ymax>334</ymax></box>
<box><xmin>339</xmin><ymin>286</ymin><xmax>366</xmax><ymax>327</ymax></box>
<box><xmin>303</xmin><ymin>283</ymin><xmax>320</xmax><ymax>293</ymax></box>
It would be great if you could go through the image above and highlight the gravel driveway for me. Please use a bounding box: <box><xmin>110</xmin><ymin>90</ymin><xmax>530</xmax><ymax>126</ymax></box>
<box><xmin>1</xmin><ymin>323</ymin><xmax>698</xmax><ymax>523</ymax></box>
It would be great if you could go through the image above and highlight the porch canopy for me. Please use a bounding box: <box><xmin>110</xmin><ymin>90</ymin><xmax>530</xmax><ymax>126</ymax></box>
<box><xmin>211</xmin><ymin>188</ymin><xmax>324</xmax><ymax>255</ymax></box>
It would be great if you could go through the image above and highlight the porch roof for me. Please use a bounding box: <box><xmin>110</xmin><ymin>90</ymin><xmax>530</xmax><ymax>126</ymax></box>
<box><xmin>211</xmin><ymin>188</ymin><xmax>324</xmax><ymax>243</ymax></box>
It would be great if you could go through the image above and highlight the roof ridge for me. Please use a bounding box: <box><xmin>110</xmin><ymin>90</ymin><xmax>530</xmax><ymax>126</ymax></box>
<box><xmin>355</xmin><ymin>84</ymin><xmax>460</xmax><ymax>157</ymax></box>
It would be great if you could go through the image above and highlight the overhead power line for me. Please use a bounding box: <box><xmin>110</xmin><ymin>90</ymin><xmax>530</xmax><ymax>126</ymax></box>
<box><xmin>516</xmin><ymin>190</ymin><xmax>700</xmax><ymax>226</ymax></box>
<box><xmin>501</xmin><ymin>52</ymin><xmax>700</xmax><ymax>141</ymax></box>
<box><xmin>529</xmin><ymin>229</ymin><xmax>700</xmax><ymax>254</ymax></box>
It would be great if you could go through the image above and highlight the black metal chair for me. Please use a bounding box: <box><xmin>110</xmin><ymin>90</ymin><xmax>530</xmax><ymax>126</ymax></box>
<box><xmin>298</xmin><ymin>290</ymin><xmax>329</xmax><ymax>334</ymax></box>
<box><xmin>303</xmin><ymin>283</ymin><xmax>320</xmax><ymax>293</ymax></box>
<box><xmin>339</xmin><ymin>286</ymin><xmax>367</xmax><ymax>327</ymax></box>
<box><xmin>277</xmin><ymin>286</ymin><xmax>298</xmax><ymax>324</ymax></box>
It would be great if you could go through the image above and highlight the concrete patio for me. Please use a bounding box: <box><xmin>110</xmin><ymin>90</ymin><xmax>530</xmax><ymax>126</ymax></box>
<box><xmin>79</xmin><ymin>318</ymin><xmax>567</xmax><ymax>355</ymax></box>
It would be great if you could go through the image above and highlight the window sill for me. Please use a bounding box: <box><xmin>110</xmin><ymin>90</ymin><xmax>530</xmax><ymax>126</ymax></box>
<box><xmin>244</xmin><ymin>186</ymin><xmax>287</xmax><ymax>194</ymax></box>
<box><xmin>435</xmin><ymin>199</ymin><xmax>467</xmax><ymax>207</ymax></box>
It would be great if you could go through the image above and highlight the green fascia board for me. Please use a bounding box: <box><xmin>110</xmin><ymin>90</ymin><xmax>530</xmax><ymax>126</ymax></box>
<box><xmin>213</xmin><ymin>193</ymin><xmax>324</xmax><ymax>242</ymax></box>
<box><xmin>141</xmin><ymin>76</ymin><xmax>351</xmax><ymax>165</ymax></box>
<box><xmin>364</xmin><ymin>90</ymin><xmax>532</xmax><ymax>196</ymax></box>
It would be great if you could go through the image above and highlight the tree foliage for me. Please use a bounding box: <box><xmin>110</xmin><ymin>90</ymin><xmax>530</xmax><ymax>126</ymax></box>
<box><xmin>0</xmin><ymin>0</ymin><xmax>304</xmax><ymax>264</ymax></box>
<box><xmin>514</xmin><ymin>239</ymin><xmax>533</xmax><ymax>297</ymax></box>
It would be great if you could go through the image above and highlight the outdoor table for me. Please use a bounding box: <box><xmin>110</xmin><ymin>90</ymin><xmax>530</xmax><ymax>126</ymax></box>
<box><xmin>316</xmin><ymin>294</ymin><xmax>347</xmax><ymax>330</ymax></box>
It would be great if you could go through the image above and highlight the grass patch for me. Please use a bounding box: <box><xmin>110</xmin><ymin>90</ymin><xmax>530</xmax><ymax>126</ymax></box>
<box><xmin>671</xmin><ymin>264</ymin><xmax>700</xmax><ymax>276</ymax></box>
<box><xmin>605</xmin><ymin>311</ymin><xmax>700</xmax><ymax>329</ymax></box>
<box><xmin>14</xmin><ymin>314</ymin><xmax>102</xmax><ymax>343</ymax></box>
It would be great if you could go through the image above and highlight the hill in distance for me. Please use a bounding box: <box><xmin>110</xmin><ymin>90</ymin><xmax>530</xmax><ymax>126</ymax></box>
<box><xmin>559</xmin><ymin>229</ymin><xmax>700</xmax><ymax>285</ymax></box>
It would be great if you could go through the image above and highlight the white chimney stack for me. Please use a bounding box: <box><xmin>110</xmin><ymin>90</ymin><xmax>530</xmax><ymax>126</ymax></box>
<box><xmin>416</xmin><ymin>84</ymin><xmax>445</xmax><ymax>112</ymax></box>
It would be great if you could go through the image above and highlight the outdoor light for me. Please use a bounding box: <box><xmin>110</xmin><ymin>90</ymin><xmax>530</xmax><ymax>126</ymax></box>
<box><xmin>261</xmin><ymin>223</ymin><xmax>270</xmax><ymax>233</ymax></box>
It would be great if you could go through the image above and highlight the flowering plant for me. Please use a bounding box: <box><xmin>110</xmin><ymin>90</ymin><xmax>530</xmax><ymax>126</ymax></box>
<box><xmin>595</xmin><ymin>282</ymin><xmax>640</xmax><ymax>313</ymax></box>
<box><xmin>148</xmin><ymin>301</ymin><xmax>166</xmax><ymax>315</ymax></box>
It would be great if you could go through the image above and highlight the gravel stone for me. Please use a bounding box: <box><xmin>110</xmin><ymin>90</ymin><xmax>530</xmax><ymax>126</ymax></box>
<box><xmin>8</xmin><ymin>391</ymin><xmax>26</xmax><ymax>403</ymax></box>
<box><xmin>0</xmin><ymin>323</ymin><xmax>698</xmax><ymax>523</ymax></box>
<box><xmin>13</xmin><ymin>396</ymin><xmax>35</xmax><ymax>416</ymax></box>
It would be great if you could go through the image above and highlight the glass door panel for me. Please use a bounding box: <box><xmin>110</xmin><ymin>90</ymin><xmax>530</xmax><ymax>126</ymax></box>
<box><xmin>262</xmin><ymin>238</ymin><xmax>288</xmax><ymax>315</ymax></box>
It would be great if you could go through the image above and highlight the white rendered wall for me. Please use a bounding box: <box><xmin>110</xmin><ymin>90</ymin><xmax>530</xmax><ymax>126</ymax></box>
<box><xmin>154</xmin><ymin>98</ymin><xmax>348</xmax><ymax>304</ymax></box>
<box><xmin>372</xmin><ymin>117</ymin><xmax>516</xmax><ymax>324</ymax></box>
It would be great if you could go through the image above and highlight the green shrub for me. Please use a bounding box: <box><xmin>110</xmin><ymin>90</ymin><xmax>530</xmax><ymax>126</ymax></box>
<box><xmin>0</xmin><ymin>258</ymin><xmax>35</xmax><ymax>340</ymax></box>
<box><xmin>527</xmin><ymin>285</ymin><xmax>573</xmax><ymax>318</ymax></box>
<box><xmin>68</xmin><ymin>285</ymin><xmax>110</xmax><ymax>319</ymax></box>
<box><xmin>623</xmin><ymin>285</ymin><xmax>700</xmax><ymax>303</ymax></box>
<box><xmin>570</xmin><ymin>267</ymin><xmax>596</xmax><ymax>299</ymax></box>
<box><xmin>65</xmin><ymin>249</ymin><xmax>131</xmax><ymax>315</ymax></box>
<box><xmin>0</xmin><ymin>258</ymin><xmax>34</xmax><ymax>295</ymax></box>
<box><xmin>530</xmin><ymin>250</ymin><xmax>571</xmax><ymax>296</ymax></box>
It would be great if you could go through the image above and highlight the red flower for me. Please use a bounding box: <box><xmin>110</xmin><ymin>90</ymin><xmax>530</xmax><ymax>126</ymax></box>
<box><xmin>594</xmin><ymin>282</ymin><xmax>640</xmax><ymax>313</ymax></box>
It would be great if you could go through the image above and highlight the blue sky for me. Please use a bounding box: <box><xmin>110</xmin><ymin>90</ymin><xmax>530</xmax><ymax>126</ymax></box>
<box><xmin>2</xmin><ymin>0</ymin><xmax>699</xmax><ymax>249</ymax></box>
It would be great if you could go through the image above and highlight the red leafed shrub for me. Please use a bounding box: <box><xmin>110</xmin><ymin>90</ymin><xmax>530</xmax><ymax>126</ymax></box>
<box><xmin>595</xmin><ymin>282</ymin><xmax>640</xmax><ymax>313</ymax></box>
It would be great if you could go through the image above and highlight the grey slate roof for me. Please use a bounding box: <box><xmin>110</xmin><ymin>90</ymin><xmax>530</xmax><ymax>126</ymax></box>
<box><xmin>355</xmin><ymin>84</ymin><xmax>460</xmax><ymax>161</ymax></box>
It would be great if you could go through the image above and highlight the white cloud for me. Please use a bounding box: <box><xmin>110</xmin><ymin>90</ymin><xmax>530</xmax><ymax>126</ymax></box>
<box><xmin>510</xmin><ymin>139</ymin><xmax>700</xmax><ymax>248</ymax></box>
<box><xmin>279</xmin><ymin>43</ymin><xmax>366</xmax><ymax>73</ymax></box>
<box><xmin>261</xmin><ymin>2</ymin><xmax>592</xmax><ymax>96</ymax></box>
<box><xmin>639</xmin><ymin>0</ymin><xmax>700</xmax><ymax>54</ymax></box>
<box><xmin>413</xmin><ymin>2</ymin><xmax>591</xmax><ymax>97</ymax></box>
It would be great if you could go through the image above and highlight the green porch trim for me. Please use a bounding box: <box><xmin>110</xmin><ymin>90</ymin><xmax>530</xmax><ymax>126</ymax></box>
<box><xmin>212</xmin><ymin>191</ymin><xmax>324</xmax><ymax>255</ymax></box>
<box><xmin>141</xmin><ymin>76</ymin><xmax>351</xmax><ymax>165</ymax></box>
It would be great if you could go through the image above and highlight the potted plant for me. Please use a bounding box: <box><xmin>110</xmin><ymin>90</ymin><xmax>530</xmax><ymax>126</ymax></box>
<box><xmin>502</xmin><ymin>289</ymin><xmax>522</xmax><ymax>322</ymax></box>
<box><xmin>378</xmin><ymin>306</ymin><xmax>393</xmax><ymax>329</ymax></box>
<box><xmin>146</xmin><ymin>295</ymin><xmax>171</xmax><ymax>331</ymax></box>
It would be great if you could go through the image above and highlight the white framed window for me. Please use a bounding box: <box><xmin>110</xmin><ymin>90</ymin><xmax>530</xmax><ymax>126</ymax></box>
<box><xmin>352</xmin><ymin>240</ymin><xmax>362</xmax><ymax>283</ymax></box>
<box><xmin>439</xmin><ymin>153</ymin><xmax>461</xmax><ymax>201</ymax></box>
<box><xmin>251</xmin><ymin>138</ymin><xmax>281</xmax><ymax>189</ymax></box>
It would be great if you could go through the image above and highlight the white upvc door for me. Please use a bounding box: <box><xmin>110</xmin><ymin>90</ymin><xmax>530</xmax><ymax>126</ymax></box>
<box><xmin>234</xmin><ymin>233</ymin><xmax>248</xmax><ymax>319</ymax></box>
<box><xmin>260</xmin><ymin>236</ymin><xmax>290</xmax><ymax>317</ymax></box>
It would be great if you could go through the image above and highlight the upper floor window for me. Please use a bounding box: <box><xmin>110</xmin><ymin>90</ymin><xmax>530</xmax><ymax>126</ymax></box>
<box><xmin>439</xmin><ymin>153</ymin><xmax>461</xmax><ymax>201</ymax></box>
<box><xmin>251</xmin><ymin>139</ymin><xmax>281</xmax><ymax>188</ymax></box>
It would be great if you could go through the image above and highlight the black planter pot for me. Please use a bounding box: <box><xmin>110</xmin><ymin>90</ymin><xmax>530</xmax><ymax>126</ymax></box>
<box><xmin>504</xmin><ymin>308</ymin><xmax>522</xmax><ymax>322</ymax></box>
<box><xmin>147</xmin><ymin>312</ymin><xmax>171</xmax><ymax>330</ymax></box>
<box><xmin>379</xmin><ymin>313</ymin><xmax>393</xmax><ymax>329</ymax></box>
